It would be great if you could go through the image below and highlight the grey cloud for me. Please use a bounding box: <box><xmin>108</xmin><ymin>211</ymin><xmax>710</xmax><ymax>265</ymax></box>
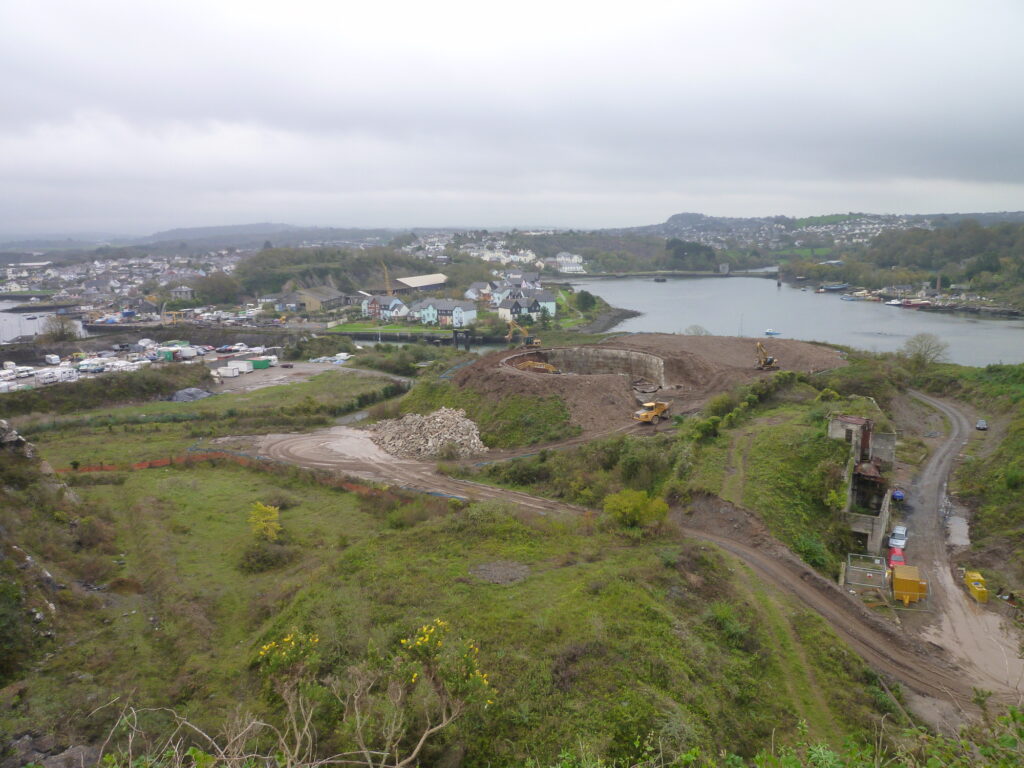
<box><xmin>1</xmin><ymin>0</ymin><xmax>1023</xmax><ymax>233</ymax></box>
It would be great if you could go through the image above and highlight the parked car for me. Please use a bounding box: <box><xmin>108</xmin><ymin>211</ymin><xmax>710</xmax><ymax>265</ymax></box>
<box><xmin>887</xmin><ymin>547</ymin><xmax>906</xmax><ymax>569</ymax></box>
<box><xmin>889</xmin><ymin>524</ymin><xmax>908</xmax><ymax>549</ymax></box>
<box><xmin>976</xmin><ymin>419</ymin><xmax>988</xmax><ymax>431</ymax></box>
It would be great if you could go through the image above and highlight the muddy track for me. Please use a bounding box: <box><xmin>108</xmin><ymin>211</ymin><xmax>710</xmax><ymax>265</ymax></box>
<box><xmin>259</xmin><ymin>397</ymin><xmax>1015</xmax><ymax>714</ymax></box>
<box><xmin>675</xmin><ymin>523</ymin><xmax>973</xmax><ymax>707</ymax></box>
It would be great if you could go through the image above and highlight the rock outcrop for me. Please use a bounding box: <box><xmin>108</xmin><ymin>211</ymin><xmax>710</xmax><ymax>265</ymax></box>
<box><xmin>0</xmin><ymin>420</ymin><xmax>34</xmax><ymax>459</ymax></box>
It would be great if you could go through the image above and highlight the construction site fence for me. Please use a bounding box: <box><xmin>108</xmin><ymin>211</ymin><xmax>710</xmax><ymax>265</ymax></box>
<box><xmin>56</xmin><ymin>450</ymin><xmax>388</xmax><ymax>498</ymax></box>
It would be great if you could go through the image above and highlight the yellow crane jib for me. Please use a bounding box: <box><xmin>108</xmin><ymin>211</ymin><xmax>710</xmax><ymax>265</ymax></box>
<box><xmin>505</xmin><ymin>320</ymin><xmax>541</xmax><ymax>348</ymax></box>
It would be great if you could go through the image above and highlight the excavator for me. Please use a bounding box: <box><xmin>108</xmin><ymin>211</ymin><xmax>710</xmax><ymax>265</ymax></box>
<box><xmin>756</xmin><ymin>341</ymin><xmax>779</xmax><ymax>370</ymax></box>
<box><xmin>515</xmin><ymin>360</ymin><xmax>558</xmax><ymax>374</ymax></box>
<box><xmin>505</xmin><ymin>319</ymin><xmax>541</xmax><ymax>348</ymax></box>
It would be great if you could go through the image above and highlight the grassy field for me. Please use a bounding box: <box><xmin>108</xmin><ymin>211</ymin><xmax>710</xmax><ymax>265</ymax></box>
<box><xmin>469</xmin><ymin>378</ymin><xmax>856</xmax><ymax>574</ymax></box>
<box><xmin>21</xmin><ymin>369</ymin><xmax>401</xmax><ymax>468</ymax></box>
<box><xmin>1</xmin><ymin>461</ymin><xmax>891</xmax><ymax>763</ymax></box>
<box><xmin>0</xmin><ymin>364</ymin><xmax>908</xmax><ymax>763</ymax></box>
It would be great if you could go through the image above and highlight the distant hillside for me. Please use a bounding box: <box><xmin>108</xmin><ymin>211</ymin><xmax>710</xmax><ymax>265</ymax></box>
<box><xmin>610</xmin><ymin>210</ymin><xmax>1024</xmax><ymax>238</ymax></box>
<box><xmin>135</xmin><ymin>223</ymin><xmax>299</xmax><ymax>244</ymax></box>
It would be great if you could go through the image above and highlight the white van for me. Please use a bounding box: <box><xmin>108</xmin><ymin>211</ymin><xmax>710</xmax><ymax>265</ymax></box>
<box><xmin>15</xmin><ymin>366</ymin><xmax>35</xmax><ymax>378</ymax></box>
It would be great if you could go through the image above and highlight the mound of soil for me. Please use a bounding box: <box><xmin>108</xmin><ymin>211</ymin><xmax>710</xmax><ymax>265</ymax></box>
<box><xmin>453</xmin><ymin>334</ymin><xmax>846</xmax><ymax>436</ymax></box>
<box><xmin>455</xmin><ymin>350</ymin><xmax>638</xmax><ymax>434</ymax></box>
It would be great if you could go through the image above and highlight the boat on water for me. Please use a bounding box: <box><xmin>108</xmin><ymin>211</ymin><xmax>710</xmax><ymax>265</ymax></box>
<box><xmin>25</xmin><ymin>315</ymin><xmax>38</xmax><ymax>320</ymax></box>
<box><xmin>821</xmin><ymin>283</ymin><xmax>851</xmax><ymax>292</ymax></box>
<box><xmin>902</xmin><ymin>299</ymin><xmax>932</xmax><ymax>309</ymax></box>
<box><xmin>884</xmin><ymin>299</ymin><xmax>903</xmax><ymax>306</ymax></box>
<box><xmin>653</xmin><ymin>277</ymin><xmax>667</xmax><ymax>283</ymax></box>
<box><xmin>764</xmin><ymin>328</ymin><xmax>782</xmax><ymax>336</ymax></box>
<box><xmin>840</xmin><ymin>294</ymin><xmax>861</xmax><ymax>301</ymax></box>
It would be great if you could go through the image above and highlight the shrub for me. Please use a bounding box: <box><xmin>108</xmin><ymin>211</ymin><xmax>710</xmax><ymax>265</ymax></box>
<box><xmin>238</xmin><ymin>540</ymin><xmax>297</xmax><ymax>573</ymax></box>
<box><xmin>262</xmin><ymin>489</ymin><xmax>299</xmax><ymax>510</ymax></box>
<box><xmin>704</xmin><ymin>393</ymin><xmax>737</xmax><ymax>417</ymax></box>
<box><xmin>603</xmin><ymin>489</ymin><xmax>668</xmax><ymax>529</ymax></box>
<box><xmin>248</xmin><ymin>502</ymin><xmax>282</xmax><ymax>541</ymax></box>
<box><xmin>0</xmin><ymin>573</ymin><xmax>30</xmax><ymax>683</ymax></box>
<box><xmin>75</xmin><ymin>516</ymin><xmax>116</xmax><ymax>550</ymax></box>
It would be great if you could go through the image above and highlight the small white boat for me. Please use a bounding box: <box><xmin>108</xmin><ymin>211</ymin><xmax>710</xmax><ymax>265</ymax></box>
<box><xmin>764</xmin><ymin>329</ymin><xmax>782</xmax><ymax>336</ymax></box>
<box><xmin>884</xmin><ymin>299</ymin><xmax>903</xmax><ymax>306</ymax></box>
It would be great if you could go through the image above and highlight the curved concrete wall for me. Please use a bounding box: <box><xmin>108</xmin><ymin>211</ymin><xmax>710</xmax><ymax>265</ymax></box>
<box><xmin>505</xmin><ymin>346</ymin><xmax>666</xmax><ymax>386</ymax></box>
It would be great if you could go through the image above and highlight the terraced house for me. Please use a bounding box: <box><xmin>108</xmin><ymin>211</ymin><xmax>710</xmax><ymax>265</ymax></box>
<box><xmin>408</xmin><ymin>298</ymin><xmax>477</xmax><ymax>327</ymax></box>
<box><xmin>361</xmin><ymin>295</ymin><xmax>408</xmax><ymax>321</ymax></box>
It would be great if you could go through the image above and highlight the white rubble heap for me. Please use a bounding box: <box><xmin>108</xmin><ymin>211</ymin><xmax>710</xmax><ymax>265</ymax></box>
<box><xmin>370</xmin><ymin>407</ymin><xmax>488</xmax><ymax>459</ymax></box>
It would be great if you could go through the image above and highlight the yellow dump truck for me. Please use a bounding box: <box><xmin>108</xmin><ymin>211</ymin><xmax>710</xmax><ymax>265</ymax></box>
<box><xmin>963</xmin><ymin>570</ymin><xmax>989</xmax><ymax>603</ymax></box>
<box><xmin>892</xmin><ymin>565</ymin><xmax>928</xmax><ymax>606</ymax></box>
<box><xmin>633</xmin><ymin>401</ymin><xmax>670</xmax><ymax>424</ymax></box>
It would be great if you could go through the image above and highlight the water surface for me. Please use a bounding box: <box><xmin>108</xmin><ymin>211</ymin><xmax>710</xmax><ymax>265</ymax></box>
<box><xmin>572</xmin><ymin>277</ymin><xmax>1024</xmax><ymax>367</ymax></box>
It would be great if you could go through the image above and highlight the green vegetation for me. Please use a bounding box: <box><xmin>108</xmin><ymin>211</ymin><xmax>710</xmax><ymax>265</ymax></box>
<box><xmin>493</xmin><ymin>231</ymin><xmax>770</xmax><ymax>274</ymax></box>
<box><xmin>0</xmin><ymin>364</ymin><xmax>213</xmax><ymax>418</ymax></box>
<box><xmin>234</xmin><ymin>247</ymin><xmax>492</xmax><ymax>297</ymax></box>
<box><xmin>5</xmin><ymin>333</ymin><xmax>1023</xmax><ymax>762</ymax></box>
<box><xmin>18</xmin><ymin>370</ymin><xmax>402</xmax><ymax>468</ymax></box>
<box><xmin>785</xmin><ymin>220</ymin><xmax>1024</xmax><ymax>307</ymax></box>
<box><xmin>943</xmin><ymin>363</ymin><xmax>1024</xmax><ymax>586</ymax></box>
<box><xmin>0</xmin><ymin>456</ymin><xmax>892</xmax><ymax>763</ymax></box>
<box><xmin>402</xmin><ymin>380</ymin><xmax>578</xmax><ymax>448</ymax></box>
<box><xmin>472</xmin><ymin>373</ymin><xmax>853</xmax><ymax>575</ymax></box>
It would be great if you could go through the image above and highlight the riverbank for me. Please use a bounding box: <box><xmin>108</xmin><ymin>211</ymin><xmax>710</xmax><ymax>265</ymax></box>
<box><xmin>574</xmin><ymin>306</ymin><xmax>642</xmax><ymax>333</ymax></box>
<box><xmin>569</xmin><ymin>275</ymin><xmax>1024</xmax><ymax>366</ymax></box>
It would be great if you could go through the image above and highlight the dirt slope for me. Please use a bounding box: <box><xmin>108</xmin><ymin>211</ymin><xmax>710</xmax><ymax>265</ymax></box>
<box><xmin>453</xmin><ymin>334</ymin><xmax>846</xmax><ymax>432</ymax></box>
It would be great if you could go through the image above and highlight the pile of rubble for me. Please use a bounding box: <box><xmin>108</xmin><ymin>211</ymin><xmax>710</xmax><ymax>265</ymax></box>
<box><xmin>370</xmin><ymin>407</ymin><xmax>488</xmax><ymax>459</ymax></box>
<box><xmin>0</xmin><ymin>419</ymin><xmax>35</xmax><ymax>458</ymax></box>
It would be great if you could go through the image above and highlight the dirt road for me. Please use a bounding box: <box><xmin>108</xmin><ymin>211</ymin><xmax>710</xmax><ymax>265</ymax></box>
<box><xmin>260</xmin><ymin>397</ymin><xmax>1022</xmax><ymax>723</ymax></box>
<box><xmin>906</xmin><ymin>392</ymin><xmax>1024</xmax><ymax>699</ymax></box>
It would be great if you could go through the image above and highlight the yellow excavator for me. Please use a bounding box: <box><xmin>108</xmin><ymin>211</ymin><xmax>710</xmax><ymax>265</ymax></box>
<box><xmin>756</xmin><ymin>341</ymin><xmax>779</xmax><ymax>370</ymax></box>
<box><xmin>515</xmin><ymin>360</ymin><xmax>558</xmax><ymax>373</ymax></box>
<box><xmin>505</xmin><ymin>319</ymin><xmax>541</xmax><ymax>348</ymax></box>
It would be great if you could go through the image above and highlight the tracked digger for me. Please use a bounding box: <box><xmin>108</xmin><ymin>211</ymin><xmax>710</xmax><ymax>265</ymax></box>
<box><xmin>756</xmin><ymin>342</ymin><xmax>779</xmax><ymax>370</ymax></box>
<box><xmin>505</xmin><ymin>319</ymin><xmax>541</xmax><ymax>348</ymax></box>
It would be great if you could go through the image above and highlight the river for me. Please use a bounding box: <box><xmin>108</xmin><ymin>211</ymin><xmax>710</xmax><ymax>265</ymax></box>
<box><xmin>0</xmin><ymin>300</ymin><xmax>90</xmax><ymax>345</ymax></box>
<box><xmin>571</xmin><ymin>277</ymin><xmax>1024</xmax><ymax>367</ymax></box>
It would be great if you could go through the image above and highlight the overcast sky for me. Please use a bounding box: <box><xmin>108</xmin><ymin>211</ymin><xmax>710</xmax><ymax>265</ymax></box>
<box><xmin>2</xmin><ymin>1</ymin><xmax>1022</xmax><ymax>235</ymax></box>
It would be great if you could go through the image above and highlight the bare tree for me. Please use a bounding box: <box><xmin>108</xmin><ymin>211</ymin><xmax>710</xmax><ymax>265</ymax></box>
<box><xmin>901</xmin><ymin>333</ymin><xmax>949</xmax><ymax>372</ymax></box>
<box><xmin>41</xmin><ymin>314</ymin><xmax>79</xmax><ymax>342</ymax></box>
